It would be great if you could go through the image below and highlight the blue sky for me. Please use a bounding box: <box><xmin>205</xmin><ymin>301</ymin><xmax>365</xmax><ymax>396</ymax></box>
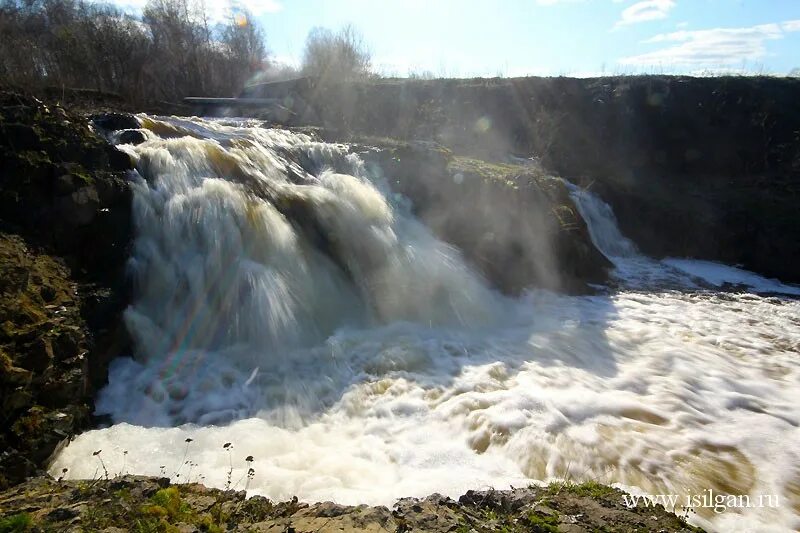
<box><xmin>112</xmin><ymin>0</ymin><xmax>800</xmax><ymax>76</ymax></box>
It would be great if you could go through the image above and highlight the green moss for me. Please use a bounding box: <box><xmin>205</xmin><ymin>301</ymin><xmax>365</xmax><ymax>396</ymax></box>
<box><xmin>449</xmin><ymin>156</ymin><xmax>525</xmax><ymax>186</ymax></box>
<box><xmin>196</xmin><ymin>516</ymin><xmax>223</xmax><ymax>533</ymax></box>
<box><xmin>15</xmin><ymin>149</ymin><xmax>52</xmax><ymax>168</ymax></box>
<box><xmin>146</xmin><ymin>487</ymin><xmax>191</xmax><ymax>522</ymax></box>
<box><xmin>0</xmin><ymin>513</ymin><xmax>33</xmax><ymax>533</ymax></box>
<box><xmin>133</xmin><ymin>518</ymin><xmax>179</xmax><ymax>533</ymax></box>
<box><xmin>546</xmin><ymin>480</ymin><xmax>619</xmax><ymax>499</ymax></box>
<box><xmin>113</xmin><ymin>488</ymin><xmax>132</xmax><ymax>501</ymax></box>
<box><xmin>525</xmin><ymin>510</ymin><xmax>560</xmax><ymax>533</ymax></box>
<box><xmin>0</xmin><ymin>349</ymin><xmax>12</xmax><ymax>370</ymax></box>
<box><xmin>447</xmin><ymin>156</ymin><xmax>564</xmax><ymax>197</ymax></box>
<box><xmin>73</xmin><ymin>171</ymin><xmax>94</xmax><ymax>185</ymax></box>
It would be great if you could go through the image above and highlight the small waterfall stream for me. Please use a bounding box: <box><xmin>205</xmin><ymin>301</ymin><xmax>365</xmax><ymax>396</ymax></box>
<box><xmin>52</xmin><ymin>117</ymin><xmax>800</xmax><ymax>532</ymax></box>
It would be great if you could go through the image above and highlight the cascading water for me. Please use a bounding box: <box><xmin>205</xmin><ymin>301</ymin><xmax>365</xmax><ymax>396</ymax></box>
<box><xmin>53</xmin><ymin>117</ymin><xmax>800</xmax><ymax>532</ymax></box>
<box><xmin>567</xmin><ymin>184</ymin><xmax>638</xmax><ymax>260</ymax></box>
<box><xmin>569</xmin><ymin>183</ymin><xmax>800</xmax><ymax>295</ymax></box>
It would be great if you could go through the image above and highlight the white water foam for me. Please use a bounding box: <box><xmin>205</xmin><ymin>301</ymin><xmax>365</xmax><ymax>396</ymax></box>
<box><xmin>52</xmin><ymin>117</ymin><xmax>800</xmax><ymax>533</ymax></box>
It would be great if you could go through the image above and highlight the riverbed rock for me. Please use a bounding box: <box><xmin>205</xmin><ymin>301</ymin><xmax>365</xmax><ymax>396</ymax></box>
<box><xmin>0</xmin><ymin>477</ymin><xmax>705</xmax><ymax>532</ymax></box>
<box><xmin>118</xmin><ymin>129</ymin><xmax>146</xmax><ymax>145</ymax></box>
<box><xmin>90</xmin><ymin>112</ymin><xmax>140</xmax><ymax>132</ymax></box>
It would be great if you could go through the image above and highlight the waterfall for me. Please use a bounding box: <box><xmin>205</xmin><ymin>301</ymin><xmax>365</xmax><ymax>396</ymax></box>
<box><xmin>109</xmin><ymin>116</ymin><xmax>500</xmax><ymax>426</ymax></box>
<box><xmin>567</xmin><ymin>184</ymin><xmax>638</xmax><ymax>260</ymax></box>
<box><xmin>51</xmin><ymin>117</ymin><xmax>800</xmax><ymax>532</ymax></box>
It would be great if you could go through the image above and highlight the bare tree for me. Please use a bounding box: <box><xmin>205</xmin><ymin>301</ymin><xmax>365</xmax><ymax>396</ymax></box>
<box><xmin>301</xmin><ymin>24</ymin><xmax>371</xmax><ymax>83</ymax></box>
<box><xmin>0</xmin><ymin>0</ymin><xmax>267</xmax><ymax>102</ymax></box>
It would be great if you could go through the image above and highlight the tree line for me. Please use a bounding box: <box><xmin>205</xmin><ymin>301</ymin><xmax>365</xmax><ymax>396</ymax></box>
<box><xmin>0</xmin><ymin>0</ymin><xmax>266</xmax><ymax>102</ymax></box>
<box><xmin>0</xmin><ymin>0</ymin><xmax>375</xmax><ymax>104</ymax></box>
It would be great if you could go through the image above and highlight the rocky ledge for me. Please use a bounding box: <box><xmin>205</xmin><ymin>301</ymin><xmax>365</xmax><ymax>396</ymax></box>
<box><xmin>355</xmin><ymin>139</ymin><xmax>610</xmax><ymax>294</ymax></box>
<box><xmin>0</xmin><ymin>476</ymin><xmax>703</xmax><ymax>532</ymax></box>
<box><xmin>0</xmin><ymin>92</ymin><xmax>133</xmax><ymax>488</ymax></box>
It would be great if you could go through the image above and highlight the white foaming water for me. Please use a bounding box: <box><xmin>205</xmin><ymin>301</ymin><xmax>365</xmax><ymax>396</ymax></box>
<box><xmin>53</xmin><ymin>117</ymin><xmax>800</xmax><ymax>533</ymax></box>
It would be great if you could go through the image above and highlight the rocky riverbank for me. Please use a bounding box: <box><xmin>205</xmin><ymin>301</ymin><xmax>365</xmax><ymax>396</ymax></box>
<box><xmin>0</xmin><ymin>476</ymin><xmax>703</xmax><ymax>532</ymax></box>
<box><xmin>0</xmin><ymin>91</ymin><xmax>133</xmax><ymax>488</ymax></box>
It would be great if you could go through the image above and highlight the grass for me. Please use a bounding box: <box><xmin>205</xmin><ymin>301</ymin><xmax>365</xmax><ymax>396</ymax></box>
<box><xmin>546</xmin><ymin>480</ymin><xmax>619</xmax><ymax>499</ymax></box>
<box><xmin>525</xmin><ymin>510</ymin><xmax>560</xmax><ymax>533</ymax></box>
<box><xmin>452</xmin><ymin>504</ymin><xmax>562</xmax><ymax>533</ymax></box>
<box><xmin>144</xmin><ymin>487</ymin><xmax>191</xmax><ymax>521</ymax></box>
<box><xmin>0</xmin><ymin>513</ymin><xmax>32</xmax><ymax>533</ymax></box>
<box><xmin>78</xmin><ymin>485</ymin><xmax>224</xmax><ymax>533</ymax></box>
<box><xmin>448</xmin><ymin>156</ymin><xmax>564</xmax><ymax>197</ymax></box>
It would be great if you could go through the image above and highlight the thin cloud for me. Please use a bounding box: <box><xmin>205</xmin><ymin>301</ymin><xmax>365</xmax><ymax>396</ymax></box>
<box><xmin>782</xmin><ymin>19</ymin><xmax>800</xmax><ymax>32</ymax></box>
<box><xmin>620</xmin><ymin>21</ymin><xmax>800</xmax><ymax>67</ymax></box>
<box><xmin>615</xmin><ymin>0</ymin><xmax>675</xmax><ymax>27</ymax></box>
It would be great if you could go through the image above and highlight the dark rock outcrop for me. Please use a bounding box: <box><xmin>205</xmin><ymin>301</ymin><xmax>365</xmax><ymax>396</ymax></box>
<box><xmin>0</xmin><ymin>92</ymin><xmax>134</xmax><ymax>487</ymax></box>
<box><xmin>0</xmin><ymin>235</ymin><xmax>90</xmax><ymax>489</ymax></box>
<box><xmin>359</xmin><ymin>140</ymin><xmax>611</xmax><ymax>294</ymax></box>
<box><xmin>89</xmin><ymin>112</ymin><xmax>140</xmax><ymax>132</ymax></box>
<box><xmin>118</xmin><ymin>129</ymin><xmax>146</xmax><ymax>145</ymax></box>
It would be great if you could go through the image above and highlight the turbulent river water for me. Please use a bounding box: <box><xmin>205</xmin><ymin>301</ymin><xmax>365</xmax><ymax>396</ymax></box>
<box><xmin>52</xmin><ymin>117</ymin><xmax>800</xmax><ymax>532</ymax></box>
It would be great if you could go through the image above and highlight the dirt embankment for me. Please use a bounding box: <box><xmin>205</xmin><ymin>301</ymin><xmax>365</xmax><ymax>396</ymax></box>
<box><xmin>259</xmin><ymin>75</ymin><xmax>800</xmax><ymax>284</ymax></box>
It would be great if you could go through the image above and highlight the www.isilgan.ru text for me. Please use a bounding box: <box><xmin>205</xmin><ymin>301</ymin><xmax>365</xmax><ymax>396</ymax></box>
<box><xmin>622</xmin><ymin>490</ymin><xmax>780</xmax><ymax>514</ymax></box>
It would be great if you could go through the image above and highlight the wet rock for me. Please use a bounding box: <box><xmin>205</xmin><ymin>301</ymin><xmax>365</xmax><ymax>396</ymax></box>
<box><xmin>90</xmin><ymin>112</ymin><xmax>140</xmax><ymax>132</ymax></box>
<box><xmin>301</xmin><ymin>76</ymin><xmax>800</xmax><ymax>284</ymax></box>
<box><xmin>118</xmin><ymin>129</ymin><xmax>146</xmax><ymax>145</ymax></box>
<box><xmin>314</xmin><ymin>501</ymin><xmax>351</xmax><ymax>517</ymax></box>
<box><xmin>2</xmin><ymin>387</ymin><xmax>33</xmax><ymax>416</ymax></box>
<box><xmin>52</xmin><ymin>329</ymin><xmax>81</xmax><ymax>361</ymax></box>
<box><xmin>106</xmin><ymin>145</ymin><xmax>133</xmax><ymax>171</ymax></box>
<box><xmin>0</xmin><ymin>199</ymin><xmax>125</xmax><ymax>487</ymax></box>
<box><xmin>40</xmin><ymin>368</ymin><xmax>85</xmax><ymax>406</ymax></box>
<box><xmin>39</xmin><ymin>283</ymin><xmax>57</xmax><ymax>302</ymax></box>
<box><xmin>1</xmin><ymin>361</ymin><xmax>33</xmax><ymax>386</ymax></box>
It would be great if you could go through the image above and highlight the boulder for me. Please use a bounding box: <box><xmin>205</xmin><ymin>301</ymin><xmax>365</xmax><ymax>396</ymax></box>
<box><xmin>118</xmin><ymin>129</ymin><xmax>146</xmax><ymax>145</ymax></box>
<box><xmin>90</xmin><ymin>112</ymin><xmax>140</xmax><ymax>132</ymax></box>
<box><xmin>105</xmin><ymin>145</ymin><xmax>133</xmax><ymax>171</ymax></box>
